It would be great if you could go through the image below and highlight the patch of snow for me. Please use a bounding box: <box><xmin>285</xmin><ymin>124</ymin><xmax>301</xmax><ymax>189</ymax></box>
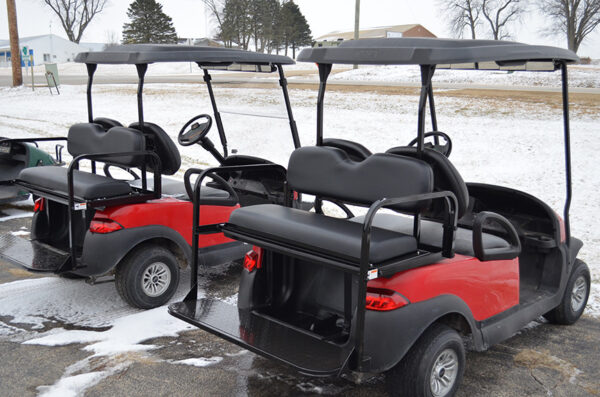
<box><xmin>24</xmin><ymin>306</ymin><xmax>194</xmax><ymax>357</ymax></box>
<box><xmin>37</xmin><ymin>371</ymin><xmax>109</xmax><ymax>397</ymax></box>
<box><xmin>173</xmin><ymin>356</ymin><xmax>223</xmax><ymax>367</ymax></box>
<box><xmin>0</xmin><ymin>208</ymin><xmax>32</xmax><ymax>222</ymax></box>
<box><xmin>10</xmin><ymin>230</ymin><xmax>29</xmax><ymax>236</ymax></box>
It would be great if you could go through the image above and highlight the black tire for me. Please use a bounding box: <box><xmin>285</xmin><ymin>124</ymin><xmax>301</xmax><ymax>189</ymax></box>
<box><xmin>544</xmin><ymin>259</ymin><xmax>590</xmax><ymax>325</ymax></box>
<box><xmin>385</xmin><ymin>323</ymin><xmax>466</xmax><ymax>397</ymax></box>
<box><xmin>115</xmin><ymin>245</ymin><xmax>180</xmax><ymax>309</ymax></box>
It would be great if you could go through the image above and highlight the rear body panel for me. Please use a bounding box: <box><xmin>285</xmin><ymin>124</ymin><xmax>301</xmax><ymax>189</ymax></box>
<box><xmin>7</xmin><ymin>197</ymin><xmax>242</xmax><ymax>276</ymax></box>
<box><xmin>369</xmin><ymin>254</ymin><xmax>520</xmax><ymax>322</ymax></box>
<box><xmin>96</xmin><ymin>197</ymin><xmax>237</xmax><ymax>248</ymax></box>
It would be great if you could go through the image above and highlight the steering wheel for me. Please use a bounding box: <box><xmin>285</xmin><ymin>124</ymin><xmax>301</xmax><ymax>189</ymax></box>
<box><xmin>408</xmin><ymin>131</ymin><xmax>452</xmax><ymax>157</ymax></box>
<box><xmin>178</xmin><ymin>114</ymin><xmax>213</xmax><ymax>146</ymax></box>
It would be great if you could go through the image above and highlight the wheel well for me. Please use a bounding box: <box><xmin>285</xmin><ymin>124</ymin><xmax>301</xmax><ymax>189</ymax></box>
<box><xmin>434</xmin><ymin>313</ymin><xmax>473</xmax><ymax>341</ymax></box>
<box><xmin>127</xmin><ymin>238</ymin><xmax>189</xmax><ymax>269</ymax></box>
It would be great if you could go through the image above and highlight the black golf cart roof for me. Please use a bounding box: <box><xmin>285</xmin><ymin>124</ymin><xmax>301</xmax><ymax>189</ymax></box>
<box><xmin>75</xmin><ymin>44</ymin><xmax>295</xmax><ymax>68</ymax></box>
<box><xmin>298</xmin><ymin>38</ymin><xmax>579</xmax><ymax>69</ymax></box>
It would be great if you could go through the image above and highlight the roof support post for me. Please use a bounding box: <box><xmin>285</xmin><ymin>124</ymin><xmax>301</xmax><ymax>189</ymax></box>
<box><xmin>417</xmin><ymin>65</ymin><xmax>436</xmax><ymax>155</ymax></box>
<box><xmin>560</xmin><ymin>61</ymin><xmax>572</xmax><ymax>246</ymax></box>
<box><xmin>136</xmin><ymin>64</ymin><xmax>148</xmax><ymax>130</ymax></box>
<box><xmin>316</xmin><ymin>64</ymin><xmax>332</xmax><ymax>146</ymax></box>
<box><xmin>277</xmin><ymin>64</ymin><xmax>301</xmax><ymax>149</ymax></box>
<box><xmin>85</xmin><ymin>64</ymin><xmax>97</xmax><ymax>123</ymax></box>
<box><xmin>203</xmin><ymin>68</ymin><xmax>228</xmax><ymax>157</ymax></box>
<box><xmin>427</xmin><ymin>77</ymin><xmax>439</xmax><ymax>144</ymax></box>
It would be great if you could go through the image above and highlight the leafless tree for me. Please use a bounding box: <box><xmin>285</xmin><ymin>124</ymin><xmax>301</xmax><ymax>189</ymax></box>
<box><xmin>439</xmin><ymin>0</ymin><xmax>482</xmax><ymax>39</ymax></box>
<box><xmin>481</xmin><ymin>0</ymin><xmax>523</xmax><ymax>40</ymax></box>
<box><xmin>42</xmin><ymin>0</ymin><xmax>108</xmax><ymax>43</ymax></box>
<box><xmin>103</xmin><ymin>30</ymin><xmax>120</xmax><ymax>49</ymax></box>
<box><xmin>202</xmin><ymin>0</ymin><xmax>227</xmax><ymax>38</ymax></box>
<box><xmin>538</xmin><ymin>0</ymin><xmax>600</xmax><ymax>53</ymax></box>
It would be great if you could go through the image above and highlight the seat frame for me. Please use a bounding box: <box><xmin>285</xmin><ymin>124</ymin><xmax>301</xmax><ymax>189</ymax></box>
<box><xmin>16</xmin><ymin>147</ymin><xmax>162</xmax><ymax>273</ymax></box>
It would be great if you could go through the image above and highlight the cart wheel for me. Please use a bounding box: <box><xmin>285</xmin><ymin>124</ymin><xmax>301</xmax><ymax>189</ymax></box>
<box><xmin>115</xmin><ymin>245</ymin><xmax>180</xmax><ymax>309</ymax></box>
<box><xmin>544</xmin><ymin>259</ymin><xmax>590</xmax><ymax>325</ymax></box>
<box><xmin>385</xmin><ymin>323</ymin><xmax>465</xmax><ymax>397</ymax></box>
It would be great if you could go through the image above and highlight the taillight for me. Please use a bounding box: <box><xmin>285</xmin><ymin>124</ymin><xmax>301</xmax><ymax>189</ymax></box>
<box><xmin>34</xmin><ymin>198</ymin><xmax>45</xmax><ymax>213</ymax></box>
<box><xmin>365</xmin><ymin>288</ymin><xmax>409</xmax><ymax>311</ymax></box>
<box><xmin>89</xmin><ymin>218</ymin><xmax>123</xmax><ymax>234</ymax></box>
<box><xmin>243</xmin><ymin>246</ymin><xmax>263</xmax><ymax>273</ymax></box>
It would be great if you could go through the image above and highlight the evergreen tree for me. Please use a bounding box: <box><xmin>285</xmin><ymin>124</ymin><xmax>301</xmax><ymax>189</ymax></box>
<box><xmin>122</xmin><ymin>0</ymin><xmax>178</xmax><ymax>44</ymax></box>
<box><xmin>280</xmin><ymin>1</ymin><xmax>312</xmax><ymax>58</ymax></box>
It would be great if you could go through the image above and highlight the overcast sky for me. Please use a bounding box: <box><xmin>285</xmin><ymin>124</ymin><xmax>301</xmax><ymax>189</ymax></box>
<box><xmin>1</xmin><ymin>0</ymin><xmax>599</xmax><ymax>57</ymax></box>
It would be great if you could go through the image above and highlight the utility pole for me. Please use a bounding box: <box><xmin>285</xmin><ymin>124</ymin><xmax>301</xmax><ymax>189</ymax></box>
<box><xmin>353</xmin><ymin>0</ymin><xmax>360</xmax><ymax>69</ymax></box>
<box><xmin>6</xmin><ymin>0</ymin><xmax>23</xmax><ymax>86</ymax></box>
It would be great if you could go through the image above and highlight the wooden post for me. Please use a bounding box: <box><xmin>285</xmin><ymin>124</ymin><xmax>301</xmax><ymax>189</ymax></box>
<box><xmin>6</xmin><ymin>0</ymin><xmax>23</xmax><ymax>86</ymax></box>
<box><xmin>353</xmin><ymin>0</ymin><xmax>360</xmax><ymax>69</ymax></box>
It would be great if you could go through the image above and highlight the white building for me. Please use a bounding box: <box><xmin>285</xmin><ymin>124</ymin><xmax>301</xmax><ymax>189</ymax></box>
<box><xmin>0</xmin><ymin>34</ymin><xmax>104</xmax><ymax>67</ymax></box>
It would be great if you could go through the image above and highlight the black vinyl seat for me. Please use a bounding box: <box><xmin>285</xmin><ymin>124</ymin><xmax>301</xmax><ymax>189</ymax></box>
<box><xmin>16</xmin><ymin>123</ymin><xmax>146</xmax><ymax>201</ymax></box>
<box><xmin>18</xmin><ymin>166</ymin><xmax>132</xmax><ymax>200</ymax></box>
<box><xmin>229</xmin><ymin>204</ymin><xmax>417</xmax><ymax>263</ymax></box>
<box><xmin>350</xmin><ymin>213</ymin><xmax>510</xmax><ymax>257</ymax></box>
<box><xmin>226</xmin><ymin>146</ymin><xmax>436</xmax><ymax>264</ymax></box>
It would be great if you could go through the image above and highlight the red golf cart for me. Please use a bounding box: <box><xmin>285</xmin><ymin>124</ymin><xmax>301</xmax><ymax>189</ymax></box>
<box><xmin>0</xmin><ymin>45</ymin><xmax>299</xmax><ymax>309</ymax></box>
<box><xmin>169</xmin><ymin>38</ymin><xmax>591</xmax><ymax>396</ymax></box>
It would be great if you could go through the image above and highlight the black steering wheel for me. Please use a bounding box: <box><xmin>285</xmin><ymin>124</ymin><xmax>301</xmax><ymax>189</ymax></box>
<box><xmin>408</xmin><ymin>131</ymin><xmax>452</xmax><ymax>157</ymax></box>
<box><xmin>178</xmin><ymin>114</ymin><xmax>213</xmax><ymax>146</ymax></box>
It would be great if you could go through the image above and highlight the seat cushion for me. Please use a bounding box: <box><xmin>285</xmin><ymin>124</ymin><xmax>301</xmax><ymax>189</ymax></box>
<box><xmin>128</xmin><ymin>177</ymin><xmax>229</xmax><ymax>201</ymax></box>
<box><xmin>350</xmin><ymin>213</ymin><xmax>510</xmax><ymax>257</ymax></box>
<box><xmin>228</xmin><ymin>204</ymin><xmax>417</xmax><ymax>264</ymax></box>
<box><xmin>18</xmin><ymin>166</ymin><xmax>132</xmax><ymax>200</ymax></box>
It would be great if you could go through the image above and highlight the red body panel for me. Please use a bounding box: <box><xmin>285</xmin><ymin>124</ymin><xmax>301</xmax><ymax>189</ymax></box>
<box><xmin>94</xmin><ymin>198</ymin><xmax>238</xmax><ymax>248</ymax></box>
<box><xmin>368</xmin><ymin>254</ymin><xmax>520</xmax><ymax>321</ymax></box>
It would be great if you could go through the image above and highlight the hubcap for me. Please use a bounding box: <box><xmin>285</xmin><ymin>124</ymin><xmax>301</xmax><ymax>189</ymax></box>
<box><xmin>430</xmin><ymin>348</ymin><xmax>459</xmax><ymax>397</ymax></box>
<box><xmin>570</xmin><ymin>276</ymin><xmax>587</xmax><ymax>312</ymax></box>
<box><xmin>141</xmin><ymin>262</ymin><xmax>171</xmax><ymax>297</ymax></box>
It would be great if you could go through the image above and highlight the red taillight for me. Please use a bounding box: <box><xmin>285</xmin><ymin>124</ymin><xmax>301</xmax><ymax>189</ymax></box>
<box><xmin>34</xmin><ymin>198</ymin><xmax>45</xmax><ymax>213</ymax></box>
<box><xmin>243</xmin><ymin>246</ymin><xmax>263</xmax><ymax>273</ymax></box>
<box><xmin>89</xmin><ymin>219</ymin><xmax>123</xmax><ymax>234</ymax></box>
<box><xmin>365</xmin><ymin>288</ymin><xmax>409</xmax><ymax>311</ymax></box>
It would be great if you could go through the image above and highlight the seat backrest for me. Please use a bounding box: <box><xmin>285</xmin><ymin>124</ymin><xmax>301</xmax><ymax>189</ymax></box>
<box><xmin>322</xmin><ymin>138</ymin><xmax>372</xmax><ymax>162</ymax></box>
<box><xmin>129</xmin><ymin>122</ymin><xmax>181</xmax><ymax>175</ymax></box>
<box><xmin>288</xmin><ymin>146</ymin><xmax>434</xmax><ymax>212</ymax></box>
<box><xmin>386</xmin><ymin>147</ymin><xmax>469</xmax><ymax>218</ymax></box>
<box><xmin>67</xmin><ymin>123</ymin><xmax>146</xmax><ymax>167</ymax></box>
<box><xmin>92</xmin><ymin>117</ymin><xmax>123</xmax><ymax>130</ymax></box>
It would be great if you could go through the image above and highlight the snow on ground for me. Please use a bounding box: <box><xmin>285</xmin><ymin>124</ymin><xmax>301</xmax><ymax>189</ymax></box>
<box><xmin>0</xmin><ymin>76</ymin><xmax>598</xmax><ymax>393</ymax></box>
<box><xmin>173</xmin><ymin>356</ymin><xmax>224</xmax><ymax>367</ymax></box>
<box><xmin>328</xmin><ymin>64</ymin><xmax>600</xmax><ymax>88</ymax></box>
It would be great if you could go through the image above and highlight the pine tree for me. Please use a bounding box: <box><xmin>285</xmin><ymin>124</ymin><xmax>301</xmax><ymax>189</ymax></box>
<box><xmin>280</xmin><ymin>1</ymin><xmax>312</xmax><ymax>58</ymax></box>
<box><xmin>122</xmin><ymin>0</ymin><xmax>178</xmax><ymax>44</ymax></box>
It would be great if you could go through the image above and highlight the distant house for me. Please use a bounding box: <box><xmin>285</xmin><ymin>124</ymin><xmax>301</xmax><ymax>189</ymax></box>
<box><xmin>177</xmin><ymin>38</ymin><xmax>224</xmax><ymax>47</ymax></box>
<box><xmin>315</xmin><ymin>24</ymin><xmax>436</xmax><ymax>47</ymax></box>
<box><xmin>0</xmin><ymin>34</ymin><xmax>104</xmax><ymax>67</ymax></box>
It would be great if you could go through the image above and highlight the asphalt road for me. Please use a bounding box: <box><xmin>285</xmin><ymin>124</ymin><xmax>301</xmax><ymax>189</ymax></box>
<box><xmin>0</xmin><ymin>206</ymin><xmax>598</xmax><ymax>397</ymax></box>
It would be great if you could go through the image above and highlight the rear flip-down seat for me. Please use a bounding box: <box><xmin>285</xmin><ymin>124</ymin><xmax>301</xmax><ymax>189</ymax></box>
<box><xmin>16</xmin><ymin>123</ymin><xmax>148</xmax><ymax>202</ymax></box>
<box><xmin>229</xmin><ymin>204</ymin><xmax>416</xmax><ymax>263</ymax></box>
<box><xmin>226</xmin><ymin>146</ymin><xmax>436</xmax><ymax>264</ymax></box>
<box><xmin>19</xmin><ymin>166</ymin><xmax>132</xmax><ymax>200</ymax></box>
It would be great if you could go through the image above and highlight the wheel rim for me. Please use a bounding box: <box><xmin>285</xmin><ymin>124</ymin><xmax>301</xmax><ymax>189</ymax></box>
<box><xmin>570</xmin><ymin>275</ymin><xmax>587</xmax><ymax>312</ymax></box>
<box><xmin>430</xmin><ymin>348</ymin><xmax>459</xmax><ymax>397</ymax></box>
<box><xmin>141</xmin><ymin>262</ymin><xmax>171</xmax><ymax>298</ymax></box>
